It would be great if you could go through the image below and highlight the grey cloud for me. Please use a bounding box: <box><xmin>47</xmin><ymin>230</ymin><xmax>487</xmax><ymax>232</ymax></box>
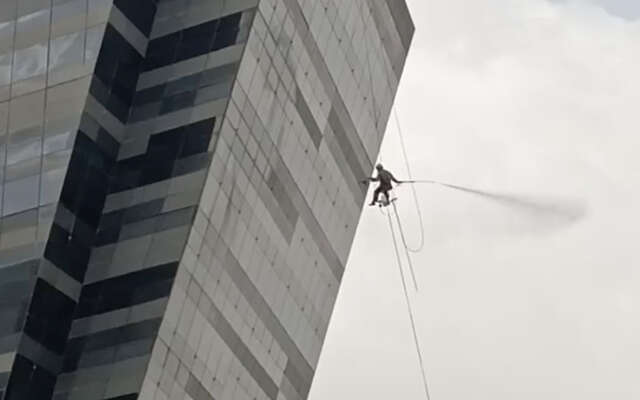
<box><xmin>552</xmin><ymin>0</ymin><xmax>640</xmax><ymax>20</ymax></box>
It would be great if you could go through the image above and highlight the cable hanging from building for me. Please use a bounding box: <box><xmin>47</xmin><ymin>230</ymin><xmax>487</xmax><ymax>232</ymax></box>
<box><xmin>391</xmin><ymin>200</ymin><xmax>419</xmax><ymax>291</ymax></box>
<box><xmin>393</xmin><ymin>108</ymin><xmax>426</xmax><ymax>254</ymax></box>
<box><xmin>386</xmin><ymin>207</ymin><xmax>432</xmax><ymax>400</ymax></box>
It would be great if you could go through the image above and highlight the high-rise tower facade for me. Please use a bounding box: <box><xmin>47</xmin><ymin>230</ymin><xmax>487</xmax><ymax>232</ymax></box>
<box><xmin>0</xmin><ymin>1</ymin><xmax>413</xmax><ymax>399</ymax></box>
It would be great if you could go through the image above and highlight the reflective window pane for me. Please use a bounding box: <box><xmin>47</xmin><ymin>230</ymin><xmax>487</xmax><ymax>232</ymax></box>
<box><xmin>0</xmin><ymin>21</ymin><xmax>15</xmax><ymax>52</ymax></box>
<box><xmin>6</xmin><ymin>139</ymin><xmax>41</xmax><ymax>166</ymax></box>
<box><xmin>12</xmin><ymin>43</ymin><xmax>48</xmax><ymax>81</ymax></box>
<box><xmin>52</xmin><ymin>0</ymin><xmax>87</xmax><ymax>24</ymax></box>
<box><xmin>16</xmin><ymin>8</ymin><xmax>50</xmax><ymax>37</ymax></box>
<box><xmin>85</xmin><ymin>25</ymin><xmax>104</xmax><ymax>63</ymax></box>
<box><xmin>50</xmin><ymin>31</ymin><xmax>84</xmax><ymax>70</ymax></box>
<box><xmin>3</xmin><ymin>174</ymin><xmax>39</xmax><ymax>215</ymax></box>
<box><xmin>40</xmin><ymin>167</ymin><xmax>65</xmax><ymax>206</ymax></box>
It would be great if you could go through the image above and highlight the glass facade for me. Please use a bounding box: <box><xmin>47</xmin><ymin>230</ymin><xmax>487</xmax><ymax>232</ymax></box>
<box><xmin>0</xmin><ymin>0</ymin><xmax>413</xmax><ymax>399</ymax></box>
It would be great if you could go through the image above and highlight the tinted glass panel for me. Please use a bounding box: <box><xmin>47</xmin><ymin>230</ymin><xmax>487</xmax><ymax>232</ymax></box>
<box><xmin>113</xmin><ymin>0</ymin><xmax>156</xmax><ymax>36</ymax></box>
<box><xmin>144</xmin><ymin>11</ymin><xmax>244</xmax><ymax>71</ymax></box>
<box><xmin>22</xmin><ymin>279</ymin><xmax>75</xmax><ymax>354</ymax></box>
<box><xmin>3</xmin><ymin>355</ymin><xmax>55</xmax><ymax>400</ymax></box>
<box><xmin>75</xmin><ymin>262</ymin><xmax>178</xmax><ymax>318</ymax></box>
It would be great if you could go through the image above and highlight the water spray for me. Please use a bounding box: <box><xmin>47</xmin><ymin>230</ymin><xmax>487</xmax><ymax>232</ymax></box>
<box><xmin>403</xmin><ymin>180</ymin><xmax>587</xmax><ymax>222</ymax></box>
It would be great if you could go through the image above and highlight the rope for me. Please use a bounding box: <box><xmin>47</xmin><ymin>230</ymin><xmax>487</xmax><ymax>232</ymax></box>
<box><xmin>394</xmin><ymin>108</ymin><xmax>426</xmax><ymax>253</ymax></box>
<box><xmin>392</xmin><ymin>201</ymin><xmax>419</xmax><ymax>291</ymax></box>
<box><xmin>386</xmin><ymin>209</ymin><xmax>432</xmax><ymax>400</ymax></box>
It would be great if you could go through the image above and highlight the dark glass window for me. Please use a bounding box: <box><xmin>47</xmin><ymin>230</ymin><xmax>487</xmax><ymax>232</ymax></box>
<box><xmin>3</xmin><ymin>355</ymin><xmax>56</xmax><ymax>400</ymax></box>
<box><xmin>110</xmin><ymin>118</ymin><xmax>215</xmax><ymax>192</ymax></box>
<box><xmin>144</xmin><ymin>11</ymin><xmax>244</xmax><ymax>71</ymax></box>
<box><xmin>22</xmin><ymin>279</ymin><xmax>75</xmax><ymax>354</ymax></box>
<box><xmin>113</xmin><ymin>0</ymin><xmax>157</xmax><ymax>37</ymax></box>
<box><xmin>44</xmin><ymin>222</ymin><xmax>92</xmax><ymax>281</ymax></box>
<box><xmin>91</xmin><ymin>26</ymin><xmax>144</xmax><ymax>122</ymax></box>
<box><xmin>175</xmin><ymin>19</ymin><xmax>218</xmax><ymax>62</ymax></box>
<box><xmin>60</xmin><ymin>132</ymin><xmax>116</xmax><ymax>229</ymax></box>
<box><xmin>63</xmin><ymin>319</ymin><xmax>161</xmax><ymax>371</ymax></box>
<box><xmin>212</xmin><ymin>12</ymin><xmax>242</xmax><ymax>50</ymax></box>
<box><xmin>181</xmin><ymin>118</ymin><xmax>216</xmax><ymax>157</ymax></box>
<box><xmin>143</xmin><ymin>31</ymin><xmax>180</xmax><ymax>71</ymax></box>
<box><xmin>75</xmin><ymin>262</ymin><xmax>178</xmax><ymax>318</ymax></box>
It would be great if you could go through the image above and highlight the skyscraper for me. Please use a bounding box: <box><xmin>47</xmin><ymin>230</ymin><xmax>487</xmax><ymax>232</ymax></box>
<box><xmin>0</xmin><ymin>0</ymin><xmax>413</xmax><ymax>399</ymax></box>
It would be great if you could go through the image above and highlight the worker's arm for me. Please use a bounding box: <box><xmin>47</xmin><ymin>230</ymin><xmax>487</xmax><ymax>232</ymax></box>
<box><xmin>361</xmin><ymin>176</ymin><xmax>379</xmax><ymax>184</ymax></box>
<box><xmin>390</xmin><ymin>173</ymin><xmax>402</xmax><ymax>184</ymax></box>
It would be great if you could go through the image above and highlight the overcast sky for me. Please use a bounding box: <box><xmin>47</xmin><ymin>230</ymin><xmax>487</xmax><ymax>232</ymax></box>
<box><xmin>308</xmin><ymin>0</ymin><xmax>640</xmax><ymax>399</ymax></box>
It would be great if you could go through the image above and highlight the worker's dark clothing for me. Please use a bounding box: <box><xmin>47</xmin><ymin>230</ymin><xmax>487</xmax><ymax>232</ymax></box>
<box><xmin>369</xmin><ymin>169</ymin><xmax>400</xmax><ymax>205</ymax></box>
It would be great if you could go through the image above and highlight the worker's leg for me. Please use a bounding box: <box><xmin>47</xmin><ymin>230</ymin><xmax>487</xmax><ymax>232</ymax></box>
<box><xmin>370</xmin><ymin>187</ymin><xmax>382</xmax><ymax>205</ymax></box>
<box><xmin>382</xmin><ymin>189</ymin><xmax>390</xmax><ymax>203</ymax></box>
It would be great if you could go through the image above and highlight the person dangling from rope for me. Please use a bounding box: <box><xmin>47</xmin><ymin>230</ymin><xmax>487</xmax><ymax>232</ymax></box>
<box><xmin>363</xmin><ymin>163</ymin><xmax>403</xmax><ymax>206</ymax></box>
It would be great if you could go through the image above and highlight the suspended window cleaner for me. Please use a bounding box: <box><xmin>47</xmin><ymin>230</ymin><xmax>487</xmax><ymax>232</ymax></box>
<box><xmin>363</xmin><ymin>163</ymin><xmax>403</xmax><ymax>207</ymax></box>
